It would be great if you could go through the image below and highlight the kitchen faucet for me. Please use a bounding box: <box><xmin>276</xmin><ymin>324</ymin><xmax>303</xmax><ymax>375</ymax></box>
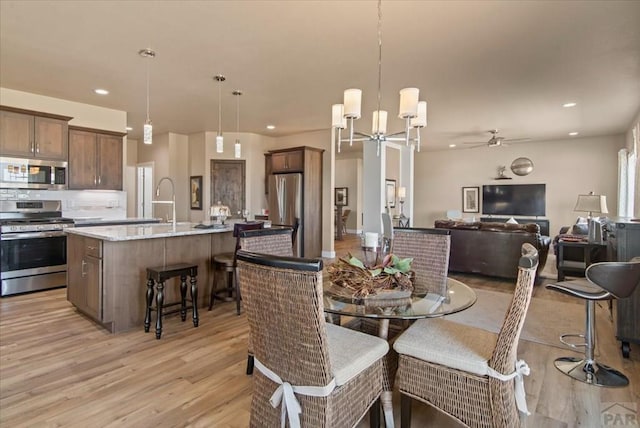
<box><xmin>152</xmin><ymin>176</ymin><xmax>176</xmax><ymax>229</ymax></box>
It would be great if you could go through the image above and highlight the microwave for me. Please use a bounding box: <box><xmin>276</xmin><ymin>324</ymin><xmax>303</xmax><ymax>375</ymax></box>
<box><xmin>0</xmin><ymin>157</ymin><xmax>67</xmax><ymax>190</ymax></box>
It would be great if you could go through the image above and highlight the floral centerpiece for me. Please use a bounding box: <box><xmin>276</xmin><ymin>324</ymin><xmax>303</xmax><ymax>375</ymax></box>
<box><xmin>327</xmin><ymin>253</ymin><xmax>414</xmax><ymax>300</ymax></box>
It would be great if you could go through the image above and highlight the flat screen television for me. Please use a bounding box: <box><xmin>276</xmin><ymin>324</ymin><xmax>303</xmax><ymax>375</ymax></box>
<box><xmin>482</xmin><ymin>184</ymin><xmax>546</xmax><ymax>216</ymax></box>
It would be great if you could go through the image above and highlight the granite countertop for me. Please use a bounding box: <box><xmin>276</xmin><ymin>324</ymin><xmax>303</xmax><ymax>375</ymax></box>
<box><xmin>72</xmin><ymin>217</ymin><xmax>163</xmax><ymax>227</ymax></box>
<box><xmin>66</xmin><ymin>222</ymin><xmax>232</xmax><ymax>241</ymax></box>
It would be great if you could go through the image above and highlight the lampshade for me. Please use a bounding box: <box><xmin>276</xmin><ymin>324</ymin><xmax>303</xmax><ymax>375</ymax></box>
<box><xmin>343</xmin><ymin>89</ymin><xmax>362</xmax><ymax>119</ymax></box>
<box><xmin>398</xmin><ymin>186</ymin><xmax>406</xmax><ymax>199</ymax></box>
<box><xmin>398</xmin><ymin>88</ymin><xmax>419</xmax><ymax>118</ymax></box>
<box><xmin>372</xmin><ymin>110</ymin><xmax>388</xmax><ymax>134</ymax></box>
<box><xmin>574</xmin><ymin>192</ymin><xmax>608</xmax><ymax>215</ymax></box>
<box><xmin>331</xmin><ymin>104</ymin><xmax>346</xmax><ymax>129</ymax></box>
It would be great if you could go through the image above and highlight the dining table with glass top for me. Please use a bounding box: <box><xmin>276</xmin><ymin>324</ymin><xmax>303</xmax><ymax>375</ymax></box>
<box><xmin>323</xmin><ymin>277</ymin><xmax>477</xmax><ymax>428</ymax></box>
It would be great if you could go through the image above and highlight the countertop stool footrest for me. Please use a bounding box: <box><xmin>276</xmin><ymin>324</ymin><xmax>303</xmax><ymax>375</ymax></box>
<box><xmin>144</xmin><ymin>263</ymin><xmax>199</xmax><ymax>339</ymax></box>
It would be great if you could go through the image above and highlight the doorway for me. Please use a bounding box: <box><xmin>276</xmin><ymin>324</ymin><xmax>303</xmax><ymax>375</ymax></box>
<box><xmin>136</xmin><ymin>163</ymin><xmax>154</xmax><ymax>219</ymax></box>
<box><xmin>210</xmin><ymin>160</ymin><xmax>246</xmax><ymax>217</ymax></box>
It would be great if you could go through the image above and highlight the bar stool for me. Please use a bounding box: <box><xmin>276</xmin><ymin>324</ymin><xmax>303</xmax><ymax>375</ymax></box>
<box><xmin>546</xmin><ymin>259</ymin><xmax>640</xmax><ymax>386</ymax></box>
<box><xmin>144</xmin><ymin>263</ymin><xmax>198</xmax><ymax>339</ymax></box>
<box><xmin>209</xmin><ymin>221</ymin><xmax>264</xmax><ymax>314</ymax></box>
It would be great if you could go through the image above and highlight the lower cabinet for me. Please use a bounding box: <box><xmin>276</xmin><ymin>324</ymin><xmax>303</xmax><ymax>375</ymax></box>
<box><xmin>67</xmin><ymin>235</ymin><xmax>104</xmax><ymax>322</ymax></box>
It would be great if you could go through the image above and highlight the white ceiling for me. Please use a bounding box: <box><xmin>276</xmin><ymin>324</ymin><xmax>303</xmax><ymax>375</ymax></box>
<box><xmin>1</xmin><ymin>0</ymin><xmax>639</xmax><ymax>151</ymax></box>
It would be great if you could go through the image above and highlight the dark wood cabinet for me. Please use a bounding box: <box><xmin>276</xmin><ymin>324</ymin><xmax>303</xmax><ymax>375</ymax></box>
<box><xmin>68</xmin><ymin>127</ymin><xmax>124</xmax><ymax>190</ymax></box>
<box><xmin>266</xmin><ymin>146</ymin><xmax>323</xmax><ymax>257</ymax></box>
<box><xmin>0</xmin><ymin>106</ymin><xmax>71</xmax><ymax>161</ymax></box>
<box><xmin>611</xmin><ymin>220</ymin><xmax>640</xmax><ymax>357</ymax></box>
<box><xmin>270</xmin><ymin>150</ymin><xmax>304</xmax><ymax>173</ymax></box>
<box><xmin>67</xmin><ymin>236</ymin><xmax>103</xmax><ymax>321</ymax></box>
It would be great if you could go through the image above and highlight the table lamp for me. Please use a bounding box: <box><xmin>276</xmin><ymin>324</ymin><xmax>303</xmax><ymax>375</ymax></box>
<box><xmin>398</xmin><ymin>186</ymin><xmax>407</xmax><ymax>218</ymax></box>
<box><xmin>574</xmin><ymin>191</ymin><xmax>608</xmax><ymax>243</ymax></box>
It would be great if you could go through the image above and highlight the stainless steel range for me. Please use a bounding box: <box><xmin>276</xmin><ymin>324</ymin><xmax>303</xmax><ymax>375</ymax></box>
<box><xmin>0</xmin><ymin>200</ymin><xmax>74</xmax><ymax>296</ymax></box>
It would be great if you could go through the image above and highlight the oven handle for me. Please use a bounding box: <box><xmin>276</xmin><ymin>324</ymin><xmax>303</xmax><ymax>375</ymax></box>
<box><xmin>1</xmin><ymin>231</ymin><xmax>67</xmax><ymax>240</ymax></box>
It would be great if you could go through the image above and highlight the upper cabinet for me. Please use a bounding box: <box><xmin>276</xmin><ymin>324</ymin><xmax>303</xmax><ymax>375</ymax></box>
<box><xmin>0</xmin><ymin>107</ymin><xmax>72</xmax><ymax>161</ymax></box>
<box><xmin>68</xmin><ymin>127</ymin><xmax>124</xmax><ymax>190</ymax></box>
<box><xmin>270</xmin><ymin>150</ymin><xmax>304</xmax><ymax>173</ymax></box>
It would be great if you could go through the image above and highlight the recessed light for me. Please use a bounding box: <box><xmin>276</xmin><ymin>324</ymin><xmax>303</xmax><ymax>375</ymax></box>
<box><xmin>266</xmin><ymin>125</ymin><xmax>275</xmax><ymax>130</ymax></box>
<box><xmin>563</xmin><ymin>102</ymin><xmax>577</xmax><ymax>108</ymax></box>
<box><xmin>449</xmin><ymin>144</ymin><xmax>456</xmax><ymax>148</ymax></box>
<box><xmin>126</xmin><ymin>126</ymin><xmax>133</xmax><ymax>131</ymax></box>
<box><xmin>94</xmin><ymin>88</ymin><xmax>109</xmax><ymax>95</ymax></box>
<box><xmin>569</xmin><ymin>132</ymin><xmax>579</xmax><ymax>136</ymax></box>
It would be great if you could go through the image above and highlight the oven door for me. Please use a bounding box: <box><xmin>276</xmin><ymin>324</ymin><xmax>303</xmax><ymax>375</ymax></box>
<box><xmin>0</xmin><ymin>231</ymin><xmax>67</xmax><ymax>296</ymax></box>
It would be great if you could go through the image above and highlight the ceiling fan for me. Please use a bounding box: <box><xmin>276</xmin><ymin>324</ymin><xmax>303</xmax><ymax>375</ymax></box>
<box><xmin>464</xmin><ymin>129</ymin><xmax>530</xmax><ymax>148</ymax></box>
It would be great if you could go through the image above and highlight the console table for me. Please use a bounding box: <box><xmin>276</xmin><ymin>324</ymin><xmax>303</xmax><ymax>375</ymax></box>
<box><xmin>556</xmin><ymin>239</ymin><xmax>606</xmax><ymax>281</ymax></box>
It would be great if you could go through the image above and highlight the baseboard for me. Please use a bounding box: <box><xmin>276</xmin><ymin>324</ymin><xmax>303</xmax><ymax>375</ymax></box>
<box><xmin>322</xmin><ymin>250</ymin><xmax>336</xmax><ymax>258</ymax></box>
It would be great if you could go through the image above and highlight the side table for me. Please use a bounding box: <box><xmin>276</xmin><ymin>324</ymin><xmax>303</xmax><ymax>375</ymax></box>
<box><xmin>556</xmin><ymin>239</ymin><xmax>607</xmax><ymax>281</ymax></box>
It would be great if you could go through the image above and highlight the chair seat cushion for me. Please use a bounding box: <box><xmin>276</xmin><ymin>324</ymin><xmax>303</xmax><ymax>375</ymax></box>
<box><xmin>393</xmin><ymin>318</ymin><xmax>496</xmax><ymax>377</ymax></box>
<box><xmin>546</xmin><ymin>278</ymin><xmax>611</xmax><ymax>300</ymax></box>
<box><xmin>213</xmin><ymin>252</ymin><xmax>234</xmax><ymax>265</ymax></box>
<box><xmin>325</xmin><ymin>323</ymin><xmax>389</xmax><ymax>386</ymax></box>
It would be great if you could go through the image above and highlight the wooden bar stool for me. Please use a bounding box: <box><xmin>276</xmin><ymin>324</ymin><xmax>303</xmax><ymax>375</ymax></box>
<box><xmin>209</xmin><ymin>221</ymin><xmax>264</xmax><ymax>314</ymax></box>
<box><xmin>144</xmin><ymin>263</ymin><xmax>198</xmax><ymax>339</ymax></box>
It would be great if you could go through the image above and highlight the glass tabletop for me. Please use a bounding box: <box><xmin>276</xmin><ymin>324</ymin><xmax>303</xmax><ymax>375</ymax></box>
<box><xmin>323</xmin><ymin>277</ymin><xmax>476</xmax><ymax>320</ymax></box>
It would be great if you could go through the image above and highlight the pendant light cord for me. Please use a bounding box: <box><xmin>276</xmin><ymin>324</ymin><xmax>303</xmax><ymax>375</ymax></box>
<box><xmin>218</xmin><ymin>79</ymin><xmax>222</xmax><ymax>136</ymax></box>
<box><xmin>376</xmin><ymin>0</ymin><xmax>382</xmax><ymax>132</ymax></box>
<box><xmin>236</xmin><ymin>93</ymin><xmax>240</xmax><ymax>134</ymax></box>
<box><xmin>146</xmin><ymin>57</ymin><xmax>151</xmax><ymax>122</ymax></box>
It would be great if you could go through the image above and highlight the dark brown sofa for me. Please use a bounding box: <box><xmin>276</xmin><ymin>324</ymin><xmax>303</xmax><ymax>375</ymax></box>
<box><xmin>434</xmin><ymin>220</ymin><xmax>551</xmax><ymax>279</ymax></box>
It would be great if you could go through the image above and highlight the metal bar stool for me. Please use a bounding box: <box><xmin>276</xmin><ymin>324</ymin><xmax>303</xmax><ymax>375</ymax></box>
<box><xmin>546</xmin><ymin>259</ymin><xmax>640</xmax><ymax>386</ymax></box>
<box><xmin>144</xmin><ymin>263</ymin><xmax>198</xmax><ymax>339</ymax></box>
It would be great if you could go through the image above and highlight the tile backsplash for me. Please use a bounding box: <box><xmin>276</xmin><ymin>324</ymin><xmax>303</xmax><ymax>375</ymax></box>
<box><xmin>0</xmin><ymin>188</ymin><xmax>127</xmax><ymax>220</ymax></box>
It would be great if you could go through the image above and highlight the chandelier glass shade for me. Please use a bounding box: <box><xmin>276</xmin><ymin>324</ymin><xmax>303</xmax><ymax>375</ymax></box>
<box><xmin>139</xmin><ymin>48</ymin><xmax>156</xmax><ymax>145</ymax></box>
<box><xmin>331</xmin><ymin>0</ymin><xmax>427</xmax><ymax>155</ymax></box>
<box><xmin>214</xmin><ymin>74</ymin><xmax>226</xmax><ymax>153</ymax></box>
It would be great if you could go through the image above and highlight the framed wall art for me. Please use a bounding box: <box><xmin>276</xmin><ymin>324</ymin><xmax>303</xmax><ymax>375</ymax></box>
<box><xmin>335</xmin><ymin>187</ymin><xmax>348</xmax><ymax>206</ymax></box>
<box><xmin>190</xmin><ymin>175</ymin><xmax>203</xmax><ymax>210</ymax></box>
<box><xmin>462</xmin><ymin>186</ymin><xmax>479</xmax><ymax>213</ymax></box>
<box><xmin>386</xmin><ymin>179</ymin><xmax>396</xmax><ymax>209</ymax></box>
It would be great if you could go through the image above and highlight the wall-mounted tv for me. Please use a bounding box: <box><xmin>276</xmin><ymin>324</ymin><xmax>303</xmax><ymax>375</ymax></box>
<box><xmin>482</xmin><ymin>184</ymin><xmax>546</xmax><ymax>216</ymax></box>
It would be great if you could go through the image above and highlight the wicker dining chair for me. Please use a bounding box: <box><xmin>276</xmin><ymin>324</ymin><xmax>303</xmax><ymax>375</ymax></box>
<box><xmin>393</xmin><ymin>243</ymin><xmax>539</xmax><ymax>428</ymax></box>
<box><xmin>236</xmin><ymin>250</ymin><xmax>389</xmax><ymax>428</ymax></box>
<box><xmin>392</xmin><ymin>228</ymin><xmax>451</xmax><ymax>296</ymax></box>
<box><xmin>238</xmin><ymin>227</ymin><xmax>294</xmax><ymax>375</ymax></box>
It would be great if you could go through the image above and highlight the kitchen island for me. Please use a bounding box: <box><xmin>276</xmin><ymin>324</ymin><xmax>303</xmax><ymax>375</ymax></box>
<box><xmin>65</xmin><ymin>223</ymin><xmax>235</xmax><ymax>333</ymax></box>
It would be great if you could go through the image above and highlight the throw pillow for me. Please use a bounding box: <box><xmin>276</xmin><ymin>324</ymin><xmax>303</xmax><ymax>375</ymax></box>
<box><xmin>506</xmin><ymin>217</ymin><xmax>519</xmax><ymax>224</ymax></box>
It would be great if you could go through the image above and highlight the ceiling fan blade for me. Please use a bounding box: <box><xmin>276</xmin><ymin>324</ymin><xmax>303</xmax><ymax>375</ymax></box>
<box><xmin>502</xmin><ymin>137</ymin><xmax>531</xmax><ymax>143</ymax></box>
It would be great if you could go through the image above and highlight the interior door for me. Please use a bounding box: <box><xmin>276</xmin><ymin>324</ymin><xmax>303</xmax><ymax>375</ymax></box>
<box><xmin>211</xmin><ymin>160</ymin><xmax>246</xmax><ymax>217</ymax></box>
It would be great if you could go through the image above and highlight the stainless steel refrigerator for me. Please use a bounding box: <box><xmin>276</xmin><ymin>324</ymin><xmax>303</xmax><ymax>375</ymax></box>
<box><xmin>268</xmin><ymin>173</ymin><xmax>302</xmax><ymax>256</ymax></box>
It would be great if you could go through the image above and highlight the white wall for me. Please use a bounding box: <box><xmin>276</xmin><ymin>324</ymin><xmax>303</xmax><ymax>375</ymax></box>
<box><xmin>415</xmin><ymin>135</ymin><xmax>624</xmax><ymax>234</ymax></box>
<box><xmin>335</xmin><ymin>158</ymin><xmax>360</xmax><ymax>232</ymax></box>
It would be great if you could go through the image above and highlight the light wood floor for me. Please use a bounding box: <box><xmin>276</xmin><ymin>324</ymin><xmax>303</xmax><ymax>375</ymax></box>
<box><xmin>0</xmin><ymin>234</ymin><xmax>638</xmax><ymax>427</ymax></box>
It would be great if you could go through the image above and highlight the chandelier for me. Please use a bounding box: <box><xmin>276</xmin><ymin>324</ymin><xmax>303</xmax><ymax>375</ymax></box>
<box><xmin>331</xmin><ymin>0</ymin><xmax>427</xmax><ymax>154</ymax></box>
<box><xmin>139</xmin><ymin>48</ymin><xmax>156</xmax><ymax>145</ymax></box>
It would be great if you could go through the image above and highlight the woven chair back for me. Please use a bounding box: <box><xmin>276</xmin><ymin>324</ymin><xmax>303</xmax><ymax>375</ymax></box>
<box><xmin>381</xmin><ymin>212</ymin><xmax>393</xmax><ymax>240</ymax></box>
<box><xmin>490</xmin><ymin>243</ymin><xmax>539</xmax><ymax>374</ymax></box>
<box><xmin>392</xmin><ymin>228</ymin><xmax>451</xmax><ymax>296</ymax></box>
<box><xmin>236</xmin><ymin>251</ymin><xmax>333</xmax><ymax>387</ymax></box>
<box><xmin>239</xmin><ymin>227</ymin><xmax>294</xmax><ymax>257</ymax></box>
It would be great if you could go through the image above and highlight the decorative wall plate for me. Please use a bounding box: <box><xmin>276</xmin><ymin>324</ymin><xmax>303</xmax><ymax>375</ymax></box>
<box><xmin>511</xmin><ymin>157</ymin><xmax>534</xmax><ymax>176</ymax></box>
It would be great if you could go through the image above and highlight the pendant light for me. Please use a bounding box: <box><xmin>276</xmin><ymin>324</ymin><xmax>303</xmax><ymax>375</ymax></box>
<box><xmin>214</xmin><ymin>74</ymin><xmax>226</xmax><ymax>153</ymax></box>
<box><xmin>233</xmin><ymin>90</ymin><xmax>242</xmax><ymax>158</ymax></box>
<box><xmin>139</xmin><ymin>48</ymin><xmax>156</xmax><ymax>145</ymax></box>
